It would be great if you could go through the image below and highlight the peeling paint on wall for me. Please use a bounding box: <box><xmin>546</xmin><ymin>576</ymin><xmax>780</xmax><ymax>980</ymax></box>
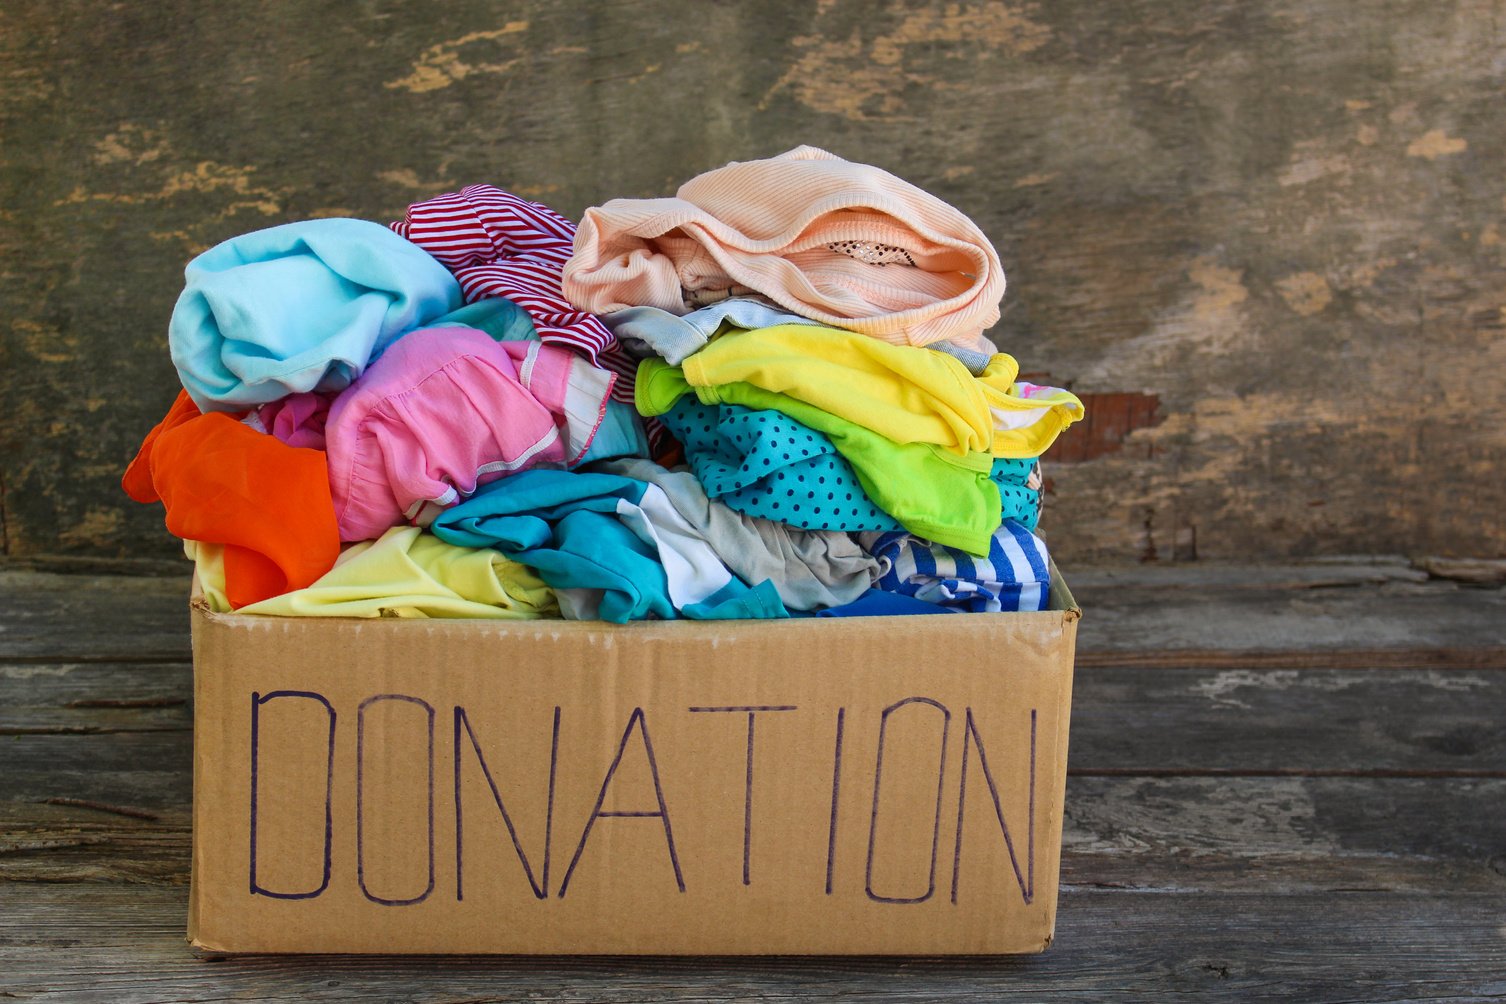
<box><xmin>1278</xmin><ymin>153</ymin><xmax>1351</xmax><ymax>187</ymax></box>
<box><xmin>1407</xmin><ymin>129</ymin><xmax>1468</xmax><ymax>159</ymax></box>
<box><xmin>1187</xmin><ymin>260</ymin><xmax>1250</xmax><ymax>317</ymax></box>
<box><xmin>57</xmin><ymin>508</ymin><xmax>125</xmax><ymax>550</ymax></box>
<box><xmin>2</xmin><ymin>0</ymin><xmax>1503</xmax><ymax>566</ymax></box>
<box><xmin>1276</xmin><ymin>272</ymin><xmax>1333</xmax><ymax>316</ymax></box>
<box><xmin>385</xmin><ymin>21</ymin><xmax>531</xmax><ymax>93</ymax></box>
<box><xmin>91</xmin><ymin>125</ymin><xmax>167</xmax><ymax>166</ymax></box>
<box><xmin>376</xmin><ymin>168</ymin><xmax>457</xmax><ymax>191</ymax></box>
<box><xmin>54</xmin><ymin>160</ymin><xmax>286</xmax><ymax>219</ymax></box>
<box><xmin>761</xmin><ymin>5</ymin><xmax>1051</xmax><ymax>120</ymax></box>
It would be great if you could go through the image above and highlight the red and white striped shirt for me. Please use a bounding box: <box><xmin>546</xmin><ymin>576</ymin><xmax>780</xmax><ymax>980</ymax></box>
<box><xmin>390</xmin><ymin>185</ymin><xmax>638</xmax><ymax>401</ymax></box>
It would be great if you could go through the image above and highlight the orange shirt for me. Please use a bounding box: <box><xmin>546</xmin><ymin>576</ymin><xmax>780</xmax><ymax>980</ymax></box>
<box><xmin>123</xmin><ymin>391</ymin><xmax>340</xmax><ymax>608</ymax></box>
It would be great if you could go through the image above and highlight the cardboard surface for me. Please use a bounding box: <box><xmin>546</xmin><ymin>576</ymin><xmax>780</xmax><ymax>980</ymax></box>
<box><xmin>188</xmin><ymin>566</ymin><xmax>1079</xmax><ymax>955</ymax></box>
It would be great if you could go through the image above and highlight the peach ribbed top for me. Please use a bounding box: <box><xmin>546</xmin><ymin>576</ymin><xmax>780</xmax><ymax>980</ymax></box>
<box><xmin>562</xmin><ymin>146</ymin><xmax>1004</xmax><ymax>352</ymax></box>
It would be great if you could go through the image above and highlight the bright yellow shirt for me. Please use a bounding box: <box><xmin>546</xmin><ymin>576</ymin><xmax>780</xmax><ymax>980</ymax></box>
<box><xmin>678</xmin><ymin>323</ymin><xmax>1083</xmax><ymax>458</ymax></box>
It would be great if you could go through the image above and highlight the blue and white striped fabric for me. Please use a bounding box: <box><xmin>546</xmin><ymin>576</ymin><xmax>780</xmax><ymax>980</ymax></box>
<box><xmin>858</xmin><ymin>520</ymin><xmax>1051</xmax><ymax>613</ymax></box>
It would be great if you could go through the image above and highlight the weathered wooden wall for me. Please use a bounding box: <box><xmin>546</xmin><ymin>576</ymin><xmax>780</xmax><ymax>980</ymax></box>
<box><xmin>2</xmin><ymin>0</ymin><xmax>1503</xmax><ymax>566</ymax></box>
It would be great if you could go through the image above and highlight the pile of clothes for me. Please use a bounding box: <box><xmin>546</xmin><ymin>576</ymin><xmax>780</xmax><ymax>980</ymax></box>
<box><xmin>124</xmin><ymin>146</ymin><xmax>1084</xmax><ymax>622</ymax></box>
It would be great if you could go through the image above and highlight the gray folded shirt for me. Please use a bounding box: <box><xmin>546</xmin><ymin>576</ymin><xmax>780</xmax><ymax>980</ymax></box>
<box><xmin>589</xmin><ymin>458</ymin><xmax>881</xmax><ymax>611</ymax></box>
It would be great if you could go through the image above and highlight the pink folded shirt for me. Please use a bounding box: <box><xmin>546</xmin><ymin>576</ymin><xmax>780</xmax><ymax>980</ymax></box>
<box><xmin>562</xmin><ymin>145</ymin><xmax>1005</xmax><ymax>353</ymax></box>
<box><xmin>325</xmin><ymin>326</ymin><xmax>615</xmax><ymax>542</ymax></box>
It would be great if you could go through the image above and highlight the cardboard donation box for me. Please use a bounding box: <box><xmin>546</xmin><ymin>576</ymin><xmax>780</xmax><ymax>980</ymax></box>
<box><xmin>187</xmin><ymin>566</ymin><xmax>1079</xmax><ymax>955</ymax></box>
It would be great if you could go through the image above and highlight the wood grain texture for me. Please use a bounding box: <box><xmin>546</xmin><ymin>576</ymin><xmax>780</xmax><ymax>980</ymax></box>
<box><xmin>1</xmin><ymin>884</ymin><xmax>1504</xmax><ymax>1001</ymax></box>
<box><xmin>0</xmin><ymin>571</ymin><xmax>189</xmax><ymax>661</ymax></box>
<box><xmin>3</xmin><ymin>1</ymin><xmax>1504</xmax><ymax>565</ymax></box>
<box><xmin>7</xmin><ymin>659</ymin><xmax>1505</xmax><ymax>774</ymax></box>
<box><xmin>2</xmin><ymin>569</ymin><xmax>1505</xmax><ymax>993</ymax></box>
<box><xmin>7</xmin><ymin>776</ymin><xmax>1504</xmax><ymax>895</ymax></box>
<box><xmin>6</xmin><ymin>560</ymin><xmax>1504</xmax><ymax>664</ymax></box>
<box><xmin>0</xmin><ymin>661</ymin><xmax>189</xmax><ymax>734</ymax></box>
<box><xmin>1070</xmin><ymin>566</ymin><xmax>1506</xmax><ymax>657</ymax></box>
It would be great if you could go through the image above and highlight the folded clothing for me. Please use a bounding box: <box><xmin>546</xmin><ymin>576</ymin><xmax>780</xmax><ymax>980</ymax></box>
<box><xmin>430</xmin><ymin>469</ymin><xmax>787</xmax><ymax>623</ymax></box>
<box><xmin>677</xmin><ymin>322</ymin><xmax>1083</xmax><ymax>459</ymax></box>
<box><xmin>123</xmin><ymin>391</ymin><xmax>340</xmax><ymax>608</ymax></box>
<box><xmin>859</xmin><ymin>521</ymin><xmax>1051</xmax><ymax>614</ymax></box>
<box><xmin>563</xmin><ymin>145</ymin><xmax>1006</xmax><ymax>352</ymax></box>
<box><xmin>604</xmin><ymin>296</ymin><xmax>997</xmax><ymax>375</ymax></box>
<box><xmin>249</xmin><ymin>301</ymin><xmax>646</xmax><ymax>479</ymax></box>
<box><xmin>658</xmin><ymin>398</ymin><xmax>900</xmax><ymax>533</ymax></box>
<box><xmin>427</xmin><ymin>295</ymin><xmax>541</xmax><ymax>343</ymax></box>
<box><xmin>225</xmin><ymin>526</ymin><xmax>557</xmax><ymax>619</ymax></box>
<box><xmin>325</xmin><ymin>325</ymin><xmax>615</xmax><ymax>542</ymax></box>
<box><xmin>590</xmin><ymin>458</ymin><xmax>880</xmax><ymax>611</ymax></box>
<box><xmin>183</xmin><ymin>540</ymin><xmax>231</xmax><ymax>612</ymax></box>
<box><xmin>992</xmin><ymin>457</ymin><xmax>1043</xmax><ymax>532</ymax></box>
<box><xmin>815</xmin><ymin>589</ymin><xmax>958</xmax><ymax>618</ymax></box>
<box><xmin>430</xmin><ymin>296</ymin><xmax>650</xmax><ymax>465</ymax></box>
<box><xmin>170</xmin><ymin>218</ymin><xmax>460</xmax><ymax>411</ymax></box>
<box><xmin>604</xmin><ymin>298</ymin><xmax>821</xmax><ymax>365</ymax></box>
<box><xmin>390</xmin><ymin>184</ymin><xmax>639</xmax><ymax>400</ymax></box>
<box><xmin>637</xmin><ymin>358</ymin><xmax>1002</xmax><ymax>555</ymax></box>
<box><xmin>660</xmin><ymin>394</ymin><xmax>1042</xmax><ymax>534</ymax></box>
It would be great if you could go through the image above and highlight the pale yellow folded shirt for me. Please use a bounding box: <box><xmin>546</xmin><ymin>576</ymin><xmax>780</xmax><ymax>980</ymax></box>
<box><xmin>188</xmin><ymin>527</ymin><xmax>557</xmax><ymax>619</ymax></box>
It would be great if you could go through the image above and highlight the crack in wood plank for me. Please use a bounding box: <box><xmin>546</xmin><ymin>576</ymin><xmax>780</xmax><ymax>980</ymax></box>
<box><xmin>0</xmin><ymin>654</ymin><xmax>192</xmax><ymax>667</ymax></box>
<box><xmin>1</xmin><ymin>725</ymin><xmax>189</xmax><ymax>736</ymax></box>
<box><xmin>0</xmin><ymin>835</ymin><xmax>111</xmax><ymax>854</ymax></box>
<box><xmin>40</xmin><ymin>798</ymin><xmax>160</xmax><ymax>821</ymax></box>
<box><xmin>64</xmin><ymin>697</ymin><xmax>185</xmax><ymax>709</ymax></box>
<box><xmin>0</xmin><ymin>465</ymin><xmax>10</xmax><ymax>558</ymax></box>
<box><xmin>1077</xmin><ymin>648</ymin><xmax>1506</xmax><ymax>670</ymax></box>
<box><xmin>1071</xmin><ymin>767</ymin><xmax>1506</xmax><ymax>779</ymax></box>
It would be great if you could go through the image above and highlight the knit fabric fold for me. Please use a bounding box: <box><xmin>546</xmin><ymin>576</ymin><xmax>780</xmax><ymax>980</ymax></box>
<box><xmin>563</xmin><ymin>146</ymin><xmax>1006</xmax><ymax>351</ymax></box>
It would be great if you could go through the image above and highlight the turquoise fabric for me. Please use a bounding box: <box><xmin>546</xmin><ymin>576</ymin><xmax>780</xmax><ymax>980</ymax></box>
<box><xmin>990</xmin><ymin>458</ymin><xmax>1042</xmax><ymax>531</ymax></box>
<box><xmin>660</xmin><ymin>398</ymin><xmax>899</xmax><ymax>532</ymax></box>
<box><xmin>660</xmin><ymin>398</ymin><xmax>1040</xmax><ymax>533</ymax></box>
<box><xmin>428</xmin><ymin>296</ymin><xmax>539</xmax><ymax>342</ymax></box>
<box><xmin>580</xmin><ymin>399</ymin><xmax>652</xmax><ymax>465</ymax></box>
<box><xmin>170</xmin><ymin>218</ymin><xmax>461</xmax><ymax>411</ymax></box>
<box><xmin>430</xmin><ymin>469</ymin><xmax>785</xmax><ymax>623</ymax></box>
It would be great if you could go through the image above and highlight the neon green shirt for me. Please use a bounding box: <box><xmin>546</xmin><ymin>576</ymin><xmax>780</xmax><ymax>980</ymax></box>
<box><xmin>637</xmin><ymin>360</ymin><xmax>1003</xmax><ymax>556</ymax></box>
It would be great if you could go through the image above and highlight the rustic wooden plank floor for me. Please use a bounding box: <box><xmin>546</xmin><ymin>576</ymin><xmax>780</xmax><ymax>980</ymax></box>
<box><xmin>2</xmin><ymin>562</ymin><xmax>1504</xmax><ymax>1002</ymax></box>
